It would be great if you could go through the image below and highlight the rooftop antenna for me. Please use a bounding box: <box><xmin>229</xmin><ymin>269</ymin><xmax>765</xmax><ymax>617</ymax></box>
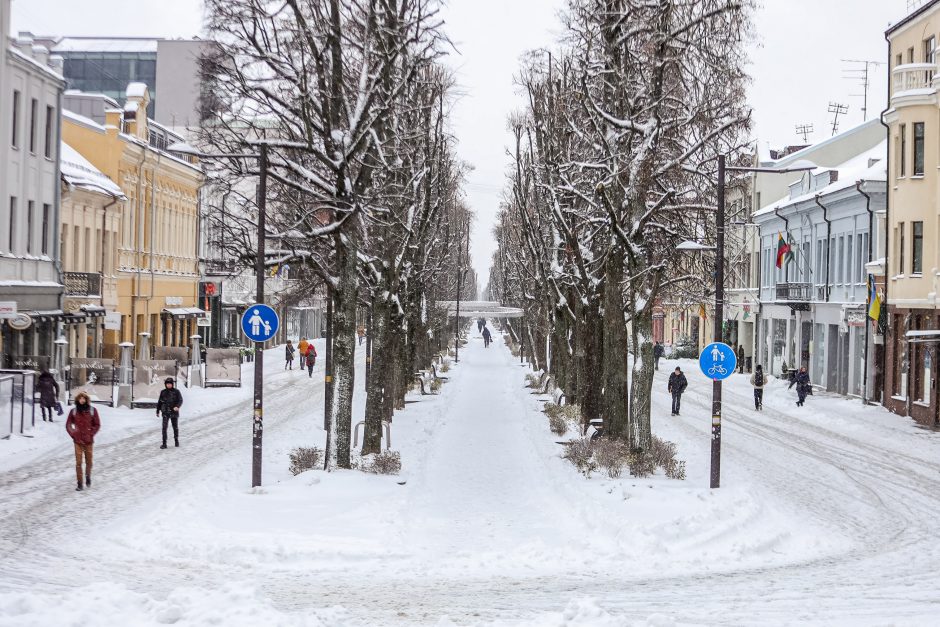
<box><xmin>842</xmin><ymin>59</ymin><xmax>883</xmax><ymax>121</ymax></box>
<box><xmin>828</xmin><ymin>102</ymin><xmax>849</xmax><ymax>136</ymax></box>
<box><xmin>795</xmin><ymin>123</ymin><xmax>814</xmax><ymax>143</ymax></box>
<box><xmin>908</xmin><ymin>0</ymin><xmax>927</xmax><ymax>11</ymax></box>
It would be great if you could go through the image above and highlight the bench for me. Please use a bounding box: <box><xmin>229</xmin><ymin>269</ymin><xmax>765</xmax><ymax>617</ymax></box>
<box><xmin>353</xmin><ymin>420</ymin><xmax>391</xmax><ymax>450</ymax></box>
<box><xmin>533</xmin><ymin>374</ymin><xmax>555</xmax><ymax>396</ymax></box>
<box><xmin>413</xmin><ymin>371</ymin><xmax>436</xmax><ymax>395</ymax></box>
<box><xmin>431</xmin><ymin>362</ymin><xmax>450</xmax><ymax>381</ymax></box>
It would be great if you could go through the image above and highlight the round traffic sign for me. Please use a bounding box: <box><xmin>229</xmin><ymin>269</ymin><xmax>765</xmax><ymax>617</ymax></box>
<box><xmin>698</xmin><ymin>342</ymin><xmax>737</xmax><ymax>380</ymax></box>
<box><xmin>241</xmin><ymin>305</ymin><xmax>279</xmax><ymax>342</ymax></box>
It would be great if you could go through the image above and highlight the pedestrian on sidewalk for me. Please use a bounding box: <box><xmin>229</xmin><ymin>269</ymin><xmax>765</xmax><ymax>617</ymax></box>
<box><xmin>285</xmin><ymin>340</ymin><xmax>295</xmax><ymax>369</ymax></box>
<box><xmin>37</xmin><ymin>368</ymin><xmax>59</xmax><ymax>422</ymax></box>
<box><xmin>66</xmin><ymin>392</ymin><xmax>100</xmax><ymax>491</ymax></box>
<box><xmin>157</xmin><ymin>377</ymin><xmax>183</xmax><ymax>449</ymax></box>
<box><xmin>750</xmin><ymin>364</ymin><xmax>765</xmax><ymax>410</ymax></box>
<box><xmin>736</xmin><ymin>344</ymin><xmax>745</xmax><ymax>373</ymax></box>
<box><xmin>357</xmin><ymin>326</ymin><xmax>366</xmax><ymax>345</ymax></box>
<box><xmin>298</xmin><ymin>337</ymin><xmax>309</xmax><ymax>369</ymax></box>
<box><xmin>795</xmin><ymin>366</ymin><xmax>811</xmax><ymax>407</ymax></box>
<box><xmin>305</xmin><ymin>342</ymin><xmax>317</xmax><ymax>377</ymax></box>
<box><xmin>653</xmin><ymin>342</ymin><xmax>664</xmax><ymax>371</ymax></box>
<box><xmin>482</xmin><ymin>326</ymin><xmax>492</xmax><ymax>347</ymax></box>
<box><xmin>667</xmin><ymin>367</ymin><xmax>687</xmax><ymax>416</ymax></box>
<box><xmin>477</xmin><ymin>318</ymin><xmax>485</xmax><ymax>333</ymax></box>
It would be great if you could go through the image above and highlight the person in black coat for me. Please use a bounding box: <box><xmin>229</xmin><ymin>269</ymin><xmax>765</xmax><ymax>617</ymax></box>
<box><xmin>653</xmin><ymin>342</ymin><xmax>664</xmax><ymax>371</ymax></box>
<box><xmin>795</xmin><ymin>367</ymin><xmax>811</xmax><ymax>407</ymax></box>
<box><xmin>156</xmin><ymin>377</ymin><xmax>184</xmax><ymax>448</ymax></box>
<box><xmin>482</xmin><ymin>326</ymin><xmax>492</xmax><ymax>347</ymax></box>
<box><xmin>667</xmin><ymin>367</ymin><xmax>688</xmax><ymax>416</ymax></box>
<box><xmin>37</xmin><ymin>369</ymin><xmax>59</xmax><ymax>422</ymax></box>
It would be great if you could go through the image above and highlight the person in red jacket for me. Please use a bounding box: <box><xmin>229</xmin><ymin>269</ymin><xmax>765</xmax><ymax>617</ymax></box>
<box><xmin>66</xmin><ymin>391</ymin><xmax>101</xmax><ymax>491</ymax></box>
<box><xmin>305</xmin><ymin>342</ymin><xmax>318</xmax><ymax>378</ymax></box>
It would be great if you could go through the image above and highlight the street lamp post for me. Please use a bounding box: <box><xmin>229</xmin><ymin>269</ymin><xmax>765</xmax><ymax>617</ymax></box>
<box><xmin>167</xmin><ymin>141</ymin><xmax>269</xmax><ymax>487</ymax></box>
<box><xmin>688</xmin><ymin>155</ymin><xmax>816</xmax><ymax>489</ymax></box>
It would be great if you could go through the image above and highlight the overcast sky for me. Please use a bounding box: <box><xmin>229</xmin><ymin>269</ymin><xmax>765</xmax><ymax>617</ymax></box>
<box><xmin>11</xmin><ymin>0</ymin><xmax>914</xmax><ymax>289</ymax></box>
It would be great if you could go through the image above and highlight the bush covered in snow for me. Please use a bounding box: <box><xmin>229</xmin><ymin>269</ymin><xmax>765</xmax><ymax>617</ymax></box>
<box><xmin>525</xmin><ymin>373</ymin><xmax>542</xmax><ymax>388</ymax></box>
<box><xmin>561</xmin><ymin>436</ymin><xmax>686</xmax><ymax>480</ymax></box>
<box><xmin>544</xmin><ymin>402</ymin><xmax>580</xmax><ymax>436</ymax></box>
<box><xmin>431</xmin><ymin>378</ymin><xmax>442</xmax><ymax>393</ymax></box>
<box><xmin>440</xmin><ymin>361</ymin><xmax>451</xmax><ymax>373</ymax></box>
<box><xmin>362</xmin><ymin>450</ymin><xmax>402</xmax><ymax>475</ymax></box>
<box><xmin>288</xmin><ymin>446</ymin><xmax>322</xmax><ymax>476</ymax></box>
<box><xmin>671</xmin><ymin>335</ymin><xmax>698</xmax><ymax>359</ymax></box>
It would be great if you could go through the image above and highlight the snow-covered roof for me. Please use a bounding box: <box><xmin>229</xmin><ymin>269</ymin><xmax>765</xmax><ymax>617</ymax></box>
<box><xmin>63</xmin><ymin>108</ymin><xmax>106</xmax><ymax>131</ymax></box>
<box><xmin>753</xmin><ymin>140</ymin><xmax>886</xmax><ymax>219</ymax></box>
<box><xmin>757</xmin><ymin>118</ymin><xmax>882</xmax><ymax>168</ymax></box>
<box><xmin>126</xmin><ymin>83</ymin><xmax>148</xmax><ymax>99</ymax></box>
<box><xmin>60</xmin><ymin>142</ymin><xmax>125</xmax><ymax>198</ymax></box>
<box><xmin>53</xmin><ymin>38</ymin><xmax>159</xmax><ymax>53</ymax></box>
<box><xmin>6</xmin><ymin>46</ymin><xmax>64</xmax><ymax>83</ymax></box>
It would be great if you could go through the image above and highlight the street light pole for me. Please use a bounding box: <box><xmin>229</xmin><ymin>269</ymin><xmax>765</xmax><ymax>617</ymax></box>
<box><xmin>711</xmin><ymin>154</ymin><xmax>726</xmax><ymax>489</ymax></box>
<box><xmin>251</xmin><ymin>143</ymin><xmax>268</xmax><ymax>488</ymax></box>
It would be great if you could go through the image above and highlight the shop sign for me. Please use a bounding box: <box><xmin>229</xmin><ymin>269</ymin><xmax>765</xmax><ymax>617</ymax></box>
<box><xmin>845</xmin><ymin>309</ymin><xmax>866</xmax><ymax>328</ymax></box>
<box><xmin>166</xmin><ymin>296</ymin><xmax>184</xmax><ymax>306</ymax></box>
<box><xmin>7</xmin><ymin>313</ymin><xmax>32</xmax><ymax>331</ymax></box>
<box><xmin>0</xmin><ymin>301</ymin><xmax>17</xmax><ymax>319</ymax></box>
<box><xmin>104</xmin><ymin>312</ymin><xmax>122</xmax><ymax>331</ymax></box>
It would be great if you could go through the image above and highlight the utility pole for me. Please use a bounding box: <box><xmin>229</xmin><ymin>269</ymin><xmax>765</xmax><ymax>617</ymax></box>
<box><xmin>324</xmin><ymin>285</ymin><xmax>333</xmax><ymax>432</ymax></box>
<box><xmin>711</xmin><ymin>154</ymin><xmax>726</xmax><ymax>489</ymax></box>
<box><xmin>453</xmin><ymin>217</ymin><xmax>469</xmax><ymax>363</ymax></box>
<box><xmin>251</xmin><ymin>143</ymin><xmax>268</xmax><ymax>488</ymax></box>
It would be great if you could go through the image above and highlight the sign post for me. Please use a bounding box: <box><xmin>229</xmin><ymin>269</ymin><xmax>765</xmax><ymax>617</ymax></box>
<box><xmin>241</xmin><ymin>302</ymin><xmax>278</xmax><ymax>487</ymax></box>
<box><xmin>698</xmin><ymin>341</ymin><xmax>736</xmax><ymax>489</ymax></box>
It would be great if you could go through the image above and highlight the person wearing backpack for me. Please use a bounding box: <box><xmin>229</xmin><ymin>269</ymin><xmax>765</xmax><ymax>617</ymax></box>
<box><xmin>297</xmin><ymin>337</ymin><xmax>309</xmax><ymax>369</ymax></box>
<box><xmin>653</xmin><ymin>342</ymin><xmax>664</xmax><ymax>371</ymax></box>
<box><xmin>305</xmin><ymin>342</ymin><xmax>318</xmax><ymax>377</ymax></box>
<box><xmin>667</xmin><ymin>367</ymin><xmax>688</xmax><ymax>416</ymax></box>
<box><xmin>750</xmin><ymin>365</ymin><xmax>766</xmax><ymax>410</ymax></box>
<box><xmin>795</xmin><ymin>367</ymin><xmax>811</xmax><ymax>407</ymax></box>
<box><xmin>66</xmin><ymin>391</ymin><xmax>100</xmax><ymax>491</ymax></box>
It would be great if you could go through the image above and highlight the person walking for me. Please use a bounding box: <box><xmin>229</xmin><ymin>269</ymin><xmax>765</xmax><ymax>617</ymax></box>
<box><xmin>653</xmin><ymin>342</ymin><xmax>664</xmax><ymax>371</ymax></box>
<box><xmin>482</xmin><ymin>326</ymin><xmax>492</xmax><ymax>348</ymax></box>
<box><xmin>477</xmin><ymin>318</ymin><xmax>485</xmax><ymax>333</ymax></box>
<box><xmin>795</xmin><ymin>366</ymin><xmax>811</xmax><ymax>407</ymax></box>
<box><xmin>750</xmin><ymin>364</ymin><xmax>766</xmax><ymax>410</ymax></box>
<box><xmin>305</xmin><ymin>342</ymin><xmax>318</xmax><ymax>377</ymax></box>
<box><xmin>157</xmin><ymin>377</ymin><xmax>184</xmax><ymax>449</ymax></box>
<box><xmin>667</xmin><ymin>367</ymin><xmax>688</xmax><ymax>416</ymax></box>
<box><xmin>37</xmin><ymin>368</ymin><xmax>60</xmax><ymax>422</ymax></box>
<box><xmin>736</xmin><ymin>344</ymin><xmax>745</xmax><ymax>373</ymax></box>
<box><xmin>297</xmin><ymin>337</ymin><xmax>309</xmax><ymax>369</ymax></box>
<box><xmin>357</xmin><ymin>326</ymin><xmax>366</xmax><ymax>346</ymax></box>
<box><xmin>66</xmin><ymin>391</ymin><xmax>100</xmax><ymax>491</ymax></box>
<box><xmin>285</xmin><ymin>340</ymin><xmax>295</xmax><ymax>370</ymax></box>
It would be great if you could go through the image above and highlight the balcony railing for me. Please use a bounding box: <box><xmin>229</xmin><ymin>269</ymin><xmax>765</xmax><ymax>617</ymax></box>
<box><xmin>892</xmin><ymin>63</ymin><xmax>937</xmax><ymax>97</ymax></box>
<box><xmin>775</xmin><ymin>282</ymin><xmax>812</xmax><ymax>302</ymax></box>
<box><xmin>63</xmin><ymin>272</ymin><xmax>102</xmax><ymax>297</ymax></box>
<box><xmin>203</xmin><ymin>258</ymin><xmax>238</xmax><ymax>275</ymax></box>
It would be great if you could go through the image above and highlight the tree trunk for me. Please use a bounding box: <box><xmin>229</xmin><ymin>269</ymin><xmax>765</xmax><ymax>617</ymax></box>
<box><xmin>629</xmin><ymin>306</ymin><xmax>654</xmax><ymax>451</ymax></box>
<box><xmin>362</xmin><ymin>296</ymin><xmax>389</xmax><ymax>455</ymax></box>
<box><xmin>578</xmin><ymin>298</ymin><xmax>604</xmax><ymax>431</ymax></box>
<box><xmin>328</xmin><ymin>233</ymin><xmax>358</xmax><ymax>469</ymax></box>
<box><xmin>603</xmin><ymin>247</ymin><xmax>630</xmax><ymax>440</ymax></box>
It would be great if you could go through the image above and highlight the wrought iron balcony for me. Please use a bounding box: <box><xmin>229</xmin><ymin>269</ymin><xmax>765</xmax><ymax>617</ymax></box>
<box><xmin>63</xmin><ymin>272</ymin><xmax>102</xmax><ymax>297</ymax></box>
<box><xmin>775</xmin><ymin>282</ymin><xmax>812</xmax><ymax>311</ymax></box>
<box><xmin>203</xmin><ymin>258</ymin><xmax>238</xmax><ymax>275</ymax></box>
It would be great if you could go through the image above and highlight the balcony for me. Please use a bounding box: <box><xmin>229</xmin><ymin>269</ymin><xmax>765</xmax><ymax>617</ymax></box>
<box><xmin>63</xmin><ymin>272</ymin><xmax>102</xmax><ymax>297</ymax></box>
<box><xmin>891</xmin><ymin>63</ymin><xmax>938</xmax><ymax>105</ymax></box>
<box><xmin>203</xmin><ymin>258</ymin><xmax>239</xmax><ymax>276</ymax></box>
<box><xmin>775</xmin><ymin>282</ymin><xmax>812</xmax><ymax>311</ymax></box>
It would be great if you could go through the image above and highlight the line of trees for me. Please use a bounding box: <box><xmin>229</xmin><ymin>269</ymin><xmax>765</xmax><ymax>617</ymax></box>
<box><xmin>197</xmin><ymin>0</ymin><xmax>472</xmax><ymax>469</ymax></box>
<box><xmin>488</xmin><ymin>0</ymin><xmax>753</xmax><ymax>450</ymax></box>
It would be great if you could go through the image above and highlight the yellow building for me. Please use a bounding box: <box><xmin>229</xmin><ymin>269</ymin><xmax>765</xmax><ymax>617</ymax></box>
<box><xmin>62</xmin><ymin>84</ymin><xmax>203</xmax><ymax>354</ymax></box>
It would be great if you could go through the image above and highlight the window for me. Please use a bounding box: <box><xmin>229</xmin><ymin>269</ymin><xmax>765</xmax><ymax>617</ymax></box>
<box><xmin>816</xmin><ymin>239</ymin><xmax>824</xmax><ymax>283</ymax></box>
<box><xmin>846</xmin><ymin>235</ymin><xmax>853</xmax><ymax>284</ymax></box>
<box><xmin>72</xmin><ymin>225</ymin><xmax>80</xmax><ymax>269</ymax></box>
<box><xmin>11</xmin><ymin>90</ymin><xmax>20</xmax><ymax>148</ymax></box>
<box><xmin>914</xmin><ymin>122</ymin><xmax>925</xmax><ymax>175</ymax></box>
<box><xmin>26</xmin><ymin>201</ymin><xmax>34</xmax><ymax>254</ymax></box>
<box><xmin>837</xmin><ymin>236</ymin><xmax>845</xmax><ymax>283</ymax></box>
<box><xmin>899</xmin><ymin>222</ymin><xmax>906</xmax><ymax>275</ymax></box>
<box><xmin>896</xmin><ymin>53</ymin><xmax>903</xmax><ymax>67</ymax></box>
<box><xmin>913</xmin><ymin>221</ymin><xmax>924</xmax><ymax>274</ymax></box>
<box><xmin>900</xmin><ymin>124</ymin><xmax>907</xmax><ymax>177</ymax></box>
<box><xmin>925</xmin><ymin>36</ymin><xmax>936</xmax><ymax>79</ymax></box>
<box><xmin>44</xmin><ymin>106</ymin><xmax>54</xmax><ymax>158</ymax></box>
<box><xmin>41</xmin><ymin>204</ymin><xmax>50</xmax><ymax>255</ymax></box>
<box><xmin>7</xmin><ymin>197</ymin><xmax>16</xmax><ymax>251</ymax></box>
<box><xmin>28</xmin><ymin>98</ymin><xmax>37</xmax><ymax>153</ymax></box>
<box><xmin>909</xmin><ymin>47</ymin><xmax>915</xmax><ymax>63</ymax></box>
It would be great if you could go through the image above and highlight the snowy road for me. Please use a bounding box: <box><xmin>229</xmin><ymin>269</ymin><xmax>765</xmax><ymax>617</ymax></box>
<box><xmin>1</xmin><ymin>336</ymin><xmax>940</xmax><ymax>625</ymax></box>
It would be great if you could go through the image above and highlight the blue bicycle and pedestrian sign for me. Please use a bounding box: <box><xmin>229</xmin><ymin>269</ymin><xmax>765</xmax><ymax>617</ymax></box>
<box><xmin>699</xmin><ymin>342</ymin><xmax>737</xmax><ymax>380</ymax></box>
<box><xmin>241</xmin><ymin>305</ymin><xmax>279</xmax><ymax>343</ymax></box>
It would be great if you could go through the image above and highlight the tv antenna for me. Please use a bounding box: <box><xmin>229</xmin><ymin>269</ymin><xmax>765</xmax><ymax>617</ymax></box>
<box><xmin>908</xmin><ymin>0</ymin><xmax>928</xmax><ymax>11</ymax></box>
<box><xmin>842</xmin><ymin>59</ymin><xmax>883</xmax><ymax>121</ymax></box>
<box><xmin>828</xmin><ymin>102</ymin><xmax>849</xmax><ymax>136</ymax></box>
<box><xmin>795</xmin><ymin>123</ymin><xmax>814</xmax><ymax>143</ymax></box>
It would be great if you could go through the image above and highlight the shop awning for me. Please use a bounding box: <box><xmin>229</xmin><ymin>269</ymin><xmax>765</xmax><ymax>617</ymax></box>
<box><xmin>62</xmin><ymin>313</ymin><xmax>87</xmax><ymax>324</ymax></box>
<box><xmin>905</xmin><ymin>329</ymin><xmax>940</xmax><ymax>343</ymax></box>
<box><xmin>23</xmin><ymin>309</ymin><xmax>68</xmax><ymax>322</ymax></box>
<box><xmin>162</xmin><ymin>307</ymin><xmax>207</xmax><ymax>320</ymax></box>
<box><xmin>80</xmin><ymin>305</ymin><xmax>107</xmax><ymax>317</ymax></box>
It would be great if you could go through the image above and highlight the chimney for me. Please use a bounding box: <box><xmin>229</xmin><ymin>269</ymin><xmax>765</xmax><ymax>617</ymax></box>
<box><xmin>31</xmin><ymin>44</ymin><xmax>48</xmax><ymax>66</ymax></box>
<box><xmin>124</xmin><ymin>82</ymin><xmax>150</xmax><ymax>141</ymax></box>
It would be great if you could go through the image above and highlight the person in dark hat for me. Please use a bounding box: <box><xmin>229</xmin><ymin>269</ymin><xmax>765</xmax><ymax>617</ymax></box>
<box><xmin>156</xmin><ymin>377</ymin><xmax>183</xmax><ymax>449</ymax></box>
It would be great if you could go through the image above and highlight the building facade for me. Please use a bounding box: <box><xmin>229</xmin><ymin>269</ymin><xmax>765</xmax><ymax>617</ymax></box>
<box><xmin>753</xmin><ymin>144</ymin><xmax>885</xmax><ymax>400</ymax></box>
<box><xmin>0</xmin><ymin>6</ymin><xmax>67</xmax><ymax>367</ymax></box>
<box><xmin>62</xmin><ymin>84</ymin><xmax>204</xmax><ymax>356</ymax></box>
<box><xmin>883</xmin><ymin>0</ymin><xmax>940</xmax><ymax>427</ymax></box>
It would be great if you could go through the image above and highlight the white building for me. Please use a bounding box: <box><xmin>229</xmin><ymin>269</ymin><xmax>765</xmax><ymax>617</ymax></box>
<box><xmin>0</xmin><ymin>2</ymin><xmax>66</xmax><ymax>366</ymax></box>
<box><xmin>753</xmin><ymin>141</ymin><xmax>886</xmax><ymax>398</ymax></box>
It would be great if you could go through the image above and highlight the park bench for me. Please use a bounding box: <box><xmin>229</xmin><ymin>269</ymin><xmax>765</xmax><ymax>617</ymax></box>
<box><xmin>353</xmin><ymin>420</ymin><xmax>391</xmax><ymax>450</ymax></box>
<box><xmin>413</xmin><ymin>370</ymin><xmax>436</xmax><ymax>395</ymax></box>
<box><xmin>430</xmin><ymin>362</ymin><xmax>449</xmax><ymax>381</ymax></box>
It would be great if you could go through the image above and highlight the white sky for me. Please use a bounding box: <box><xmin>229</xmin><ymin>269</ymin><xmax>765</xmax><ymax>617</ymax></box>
<box><xmin>11</xmin><ymin>0</ymin><xmax>915</xmax><ymax>288</ymax></box>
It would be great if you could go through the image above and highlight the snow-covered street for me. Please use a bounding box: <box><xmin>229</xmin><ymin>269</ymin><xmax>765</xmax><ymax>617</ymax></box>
<box><xmin>1</xmin><ymin>333</ymin><xmax>939</xmax><ymax>625</ymax></box>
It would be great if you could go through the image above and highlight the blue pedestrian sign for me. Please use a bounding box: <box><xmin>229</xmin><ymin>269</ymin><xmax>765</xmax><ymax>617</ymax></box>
<box><xmin>699</xmin><ymin>342</ymin><xmax>737</xmax><ymax>380</ymax></box>
<box><xmin>241</xmin><ymin>305</ymin><xmax>279</xmax><ymax>343</ymax></box>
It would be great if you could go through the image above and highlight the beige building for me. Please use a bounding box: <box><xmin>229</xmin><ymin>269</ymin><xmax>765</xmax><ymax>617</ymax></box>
<box><xmin>59</xmin><ymin>141</ymin><xmax>125</xmax><ymax>358</ymax></box>
<box><xmin>882</xmin><ymin>0</ymin><xmax>940</xmax><ymax>427</ymax></box>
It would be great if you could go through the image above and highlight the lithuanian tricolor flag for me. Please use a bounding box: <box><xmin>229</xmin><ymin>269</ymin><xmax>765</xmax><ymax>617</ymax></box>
<box><xmin>775</xmin><ymin>232</ymin><xmax>792</xmax><ymax>269</ymax></box>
